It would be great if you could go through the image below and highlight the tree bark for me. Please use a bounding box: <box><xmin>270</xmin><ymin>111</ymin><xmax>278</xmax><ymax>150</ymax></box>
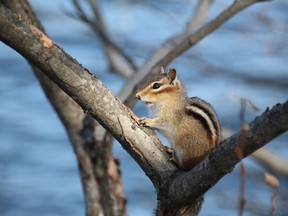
<box><xmin>1</xmin><ymin>1</ymin><xmax>286</xmax><ymax>215</ymax></box>
<box><xmin>0</xmin><ymin>1</ymin><xmax>126</xmax><ymax>215</ymax></box>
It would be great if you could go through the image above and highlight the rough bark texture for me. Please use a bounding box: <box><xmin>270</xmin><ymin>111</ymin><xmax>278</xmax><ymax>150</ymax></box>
<box><xmin>164</xmin><ymin>102</ymin><xmax>288</xmax><ymax>206</ymax></box>
<box><xmin>157</xmin><ymin>196</ymin><xmax>204</xmax><ymax>216</ymax></box>
<box><xmin>0</xmin><ymin>1</ymin><xmax>126</xmax><ymax>215</ymax></box>
<box><xmin>1</xmin><ymin>0</ymin><xmax>285</xmax><ymax>215</ymax></box>
<box><xmin>0</xmin><ymin>3</ymin><xmax>176</xmax><ymax>185</ymax></box>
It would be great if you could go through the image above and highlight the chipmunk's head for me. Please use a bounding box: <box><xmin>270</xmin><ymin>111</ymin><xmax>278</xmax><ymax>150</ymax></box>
<box><xmin>136</xmin><ymin>67</ymin><xmax>183</xmax><ymax>109</ymax></box>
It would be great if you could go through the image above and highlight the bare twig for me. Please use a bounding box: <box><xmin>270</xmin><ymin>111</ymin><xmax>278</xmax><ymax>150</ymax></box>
<box><xmin>237</xmin><ymin>98</ymin><xmax>249</xmax><ymax>216</ymax></box>
<box><xmin>234</xmin><ymin>96</ymin><xmax>261</xmax><ymax>215</ymax></box>
<box><xmin>71</xmin><ymin>0</ymin><xmax>136</xmax><ymax>78</ymax></box>
<box><xmin>119</xmin><ymin>0</ymin><xmax>265</xmax><ymax>107</ymax></box>
<box><xmin>186</xmin><ymin>0</ymin><xmax>214</xmax><ymax>33</ymax></box>
<box><xmin>269</xmin><ymin>190</ymin><xmax>278</xmax><ymax>216</ymax></box>
<box><xmin>264</xmin><ymin>173</ymin><xmax>279</xmax><ymax>216</ymax></box>
<box><xmin>238</xmin><ymin>161</ymin><xmax>246</xmax><ymax>216</ymax></box>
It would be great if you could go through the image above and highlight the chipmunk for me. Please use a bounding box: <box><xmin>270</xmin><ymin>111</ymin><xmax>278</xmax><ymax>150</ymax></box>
<box><xmin>136</xmin><ymin>68</ymin><xmax>221</xmax><ymax>170</ymax></box>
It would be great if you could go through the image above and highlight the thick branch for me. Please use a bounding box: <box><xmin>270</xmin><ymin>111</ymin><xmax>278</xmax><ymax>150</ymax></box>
<box><xmin>0</xmin><ymin>4</ymin><xmax>176</xmax><ymax>189</ymax></box>
<box><xmin>0</xmin><ymin>1</ymin><xmax>126</xmax><ymax>215</ymax></box>
<box><xmin>1</xmin><ymin>1</ymin><xmax>285</xmax><ymax>210</ymax></box>
<box><xmin>166</xmin><ymin>102</ymin><xmax>288</xmax><ymax>206</ymax></box>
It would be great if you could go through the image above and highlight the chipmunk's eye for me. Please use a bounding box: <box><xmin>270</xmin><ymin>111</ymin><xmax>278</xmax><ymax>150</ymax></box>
<box><xmin>152</xmin><ymin>82</ymin><xmax>161</xmax><ymax>89</ymax></box>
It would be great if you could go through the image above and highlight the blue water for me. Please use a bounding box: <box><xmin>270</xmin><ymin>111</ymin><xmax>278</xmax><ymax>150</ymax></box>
<box><xmin>0</xmin><ymin>0</ymin><xmax>287</xmax><ymax>215</ymax></box>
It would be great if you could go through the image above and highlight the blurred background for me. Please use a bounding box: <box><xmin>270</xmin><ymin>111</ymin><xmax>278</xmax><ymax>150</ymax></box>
<box><xmin>0</xmin><ymin>0</ymin><xmax>287</xmax><ymax>215</ymax></box>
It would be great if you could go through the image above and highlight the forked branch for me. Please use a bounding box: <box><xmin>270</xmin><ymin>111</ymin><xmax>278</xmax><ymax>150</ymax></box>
<box><xmin>0</xmin><ymin>1</ymin><xmax>285</xmax><ymax>212</ymax></box>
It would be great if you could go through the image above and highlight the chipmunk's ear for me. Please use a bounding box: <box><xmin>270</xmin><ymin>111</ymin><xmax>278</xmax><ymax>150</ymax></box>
<box><xmin>160</xmin><ymin>66</ymin><xmax>165</xmax><ymax>74</ymax></box>
<box><xmin>168</xmin><ymin>68</ymin><xmax>177</xmax><ymax>81</ymax></box>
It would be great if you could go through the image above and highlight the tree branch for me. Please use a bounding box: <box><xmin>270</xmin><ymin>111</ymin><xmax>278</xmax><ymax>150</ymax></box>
<box><xmin>118</xmin><ymin>0</ymin><xmax>268</xmax><ymax>107</ymax></box>
<box><xmin>185</xmin><ymin>0</ymin><xmax>214</xmax><ymax>33</ymax></box>
<box><xmin>71</xmin><ymin>0</ymin><xmax>136</xmax><ymax>78</ymax></box>
<box><xmin>166</xmin><ymin>102</ymin><xmax>288</xmax><ymax>206</ymax></box>
<box><xmin>252</xmin><ymin>148</ymin><xmax>288</xmax><ymax>176</ymax></box>
<box><xmin>222</xmin><ymin>128</ymin><xmax>288</xmax><ymax>176</ymax></box>
<box><xmin>0</xmin><ymin>2</ymin><xmax>286</xmax><ymax>212</ymax></box>
<box><xmin>0</xmin><ymin>1</ymin><xmax>126</xmax><ymax>215</ymax></box>
<box><xmin>0</xmin><ymin>3</ymin><xmax>176</xmax><ymax>189</ymax></box>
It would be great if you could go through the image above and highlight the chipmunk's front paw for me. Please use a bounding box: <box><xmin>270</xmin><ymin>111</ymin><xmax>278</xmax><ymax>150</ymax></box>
<box><xmin>139</xmin><ymin>117</ymin><xmax>158</xmax><ymax>128</ymax></box>
<box><xmin>139</xmin><ymin>117</ymin><xmax>149</xmax><ymax>127</ymax></box>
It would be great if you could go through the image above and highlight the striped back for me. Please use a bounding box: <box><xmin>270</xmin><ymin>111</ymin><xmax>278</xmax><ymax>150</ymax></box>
<box><xmin>186</xmin><ymin>97</ymin><xmax>221</xmax><ymax>146</ymax></box>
